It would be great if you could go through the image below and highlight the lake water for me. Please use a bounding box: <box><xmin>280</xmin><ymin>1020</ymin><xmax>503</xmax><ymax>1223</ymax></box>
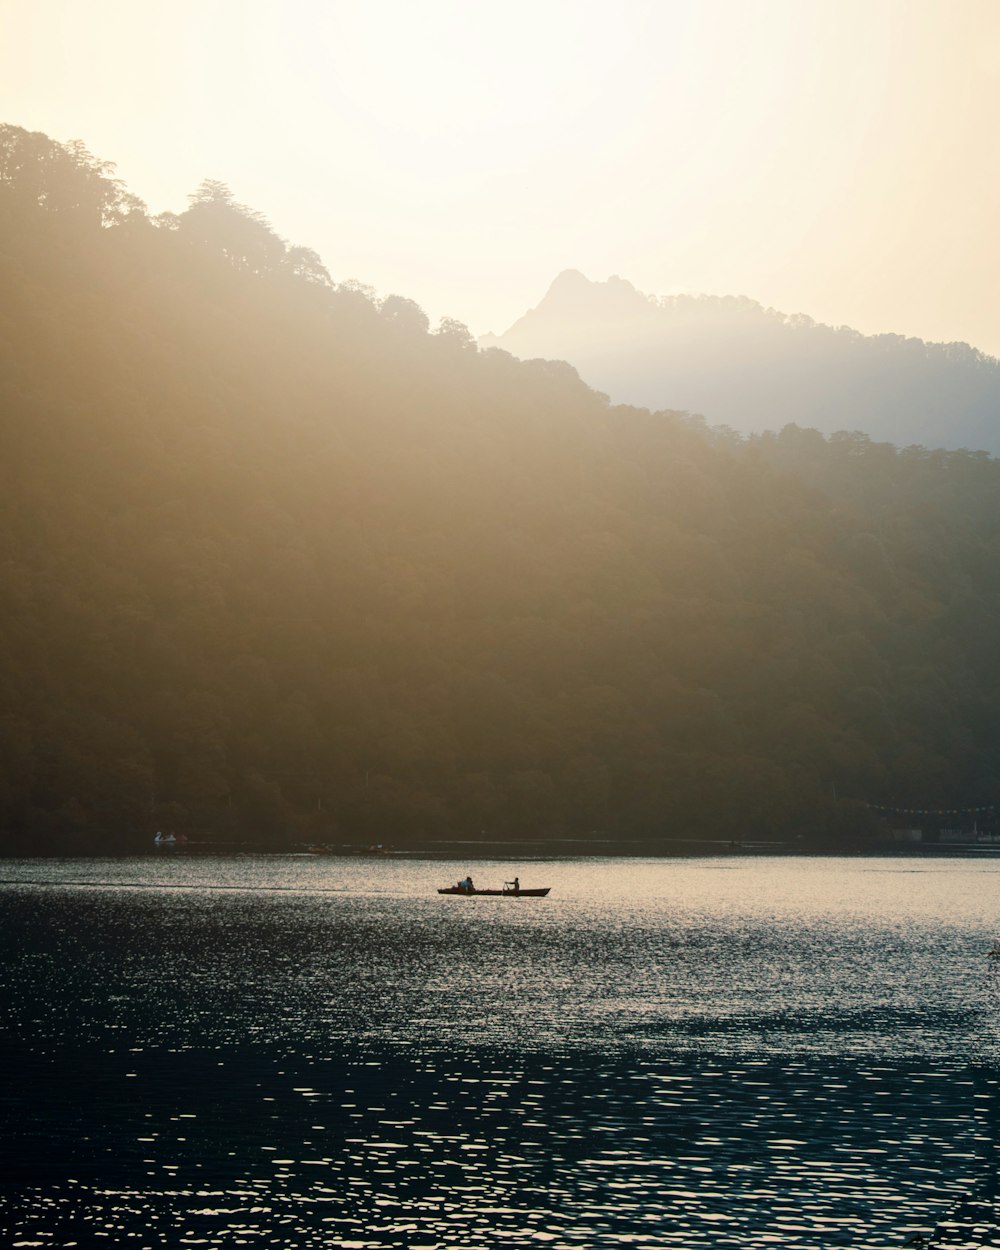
<box><xmin>2</xmin><ymin>855</ymin><xmax>1000</xmax><ymax>1248</ymax></box>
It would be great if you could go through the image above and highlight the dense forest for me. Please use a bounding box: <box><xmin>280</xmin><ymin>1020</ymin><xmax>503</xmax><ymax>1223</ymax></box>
<box><xmin>482</xmin><ymin>270</ymin><xmax>1000</xmax><ymax>454</ymax></box>
<box><xmin>3</xmin><ymin>122</ymin><xmax>1000</xmax><ymax>855</ymax></box>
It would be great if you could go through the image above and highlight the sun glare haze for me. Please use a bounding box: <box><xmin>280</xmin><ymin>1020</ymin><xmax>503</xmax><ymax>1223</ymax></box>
<box><xmin>2</xmin><ymin>0</ymin><xmax>1000</xmax><ymax>346</ymax></box>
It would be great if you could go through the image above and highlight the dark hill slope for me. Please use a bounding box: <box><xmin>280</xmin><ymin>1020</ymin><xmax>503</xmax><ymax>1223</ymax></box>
<box><xmin>481</xmin><ymin>270</ymin><xmax>1000</xmax><ymax>453</ymax></box>
<box><xmin>3</xmin><ymin>124</ymin><xmax>1000</xmax><ymax>853</ymax></box>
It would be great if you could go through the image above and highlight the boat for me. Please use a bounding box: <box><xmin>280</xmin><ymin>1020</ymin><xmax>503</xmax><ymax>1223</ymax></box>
<box><xmin>153</xmin><ymin>832</ymin><xmax>188</xmax><ymax>848</ymax></box>
<box><xmin>437</xmin><ymin>886</ymin><xmax>550</xmax><ymax>897</ymax></box>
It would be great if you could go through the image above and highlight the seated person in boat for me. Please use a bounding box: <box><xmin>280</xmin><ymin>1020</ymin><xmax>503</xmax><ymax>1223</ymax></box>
<box><xmin>457</xmin><ymin>875</ymin><xmax>474</xmax><ymax>893</ymax></box>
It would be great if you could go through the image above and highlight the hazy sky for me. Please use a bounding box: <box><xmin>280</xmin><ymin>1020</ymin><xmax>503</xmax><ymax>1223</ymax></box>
<box><xmin>3</xmin><ymin>0</ymin><xmax>1000</xmax><ymax>352</ymax></box>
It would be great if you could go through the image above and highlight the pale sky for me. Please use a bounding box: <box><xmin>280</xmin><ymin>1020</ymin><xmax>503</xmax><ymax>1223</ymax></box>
<box><xmin>2</xmin><ymin>0</ymin><xmax>1000</xmax><ymax>353</ymax></box>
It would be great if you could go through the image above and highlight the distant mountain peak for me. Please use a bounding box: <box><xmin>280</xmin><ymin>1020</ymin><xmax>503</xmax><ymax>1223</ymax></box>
<box><xmin>481</xmin><ymin>270</ymin><xmax>1000</xmax><ymax>452</ymax></box>
<box><xmin>548</xmin><ymin>268</ymin><xmax>590</xmax><ymax>291</ymax></box>
<box><xmin>541</xmin><ymin>269</ymin><xmax>641</xmax><ymax>310</ymax></box>
<box><xmin>491</xmin><ymin>271</ymin><xmax>656</xmax><ymax>354</ymax></box>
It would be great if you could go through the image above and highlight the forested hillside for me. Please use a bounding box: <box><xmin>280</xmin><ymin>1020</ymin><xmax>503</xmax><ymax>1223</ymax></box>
<box><xmin>482</xmin><ymin>270</ymin><xmax>1000</xmax><ymax>453</ymax></box>
<box><xmin>3</xmin><ymin>123</ymin><xmax>1000</xmax><ymax>854</ymax></box>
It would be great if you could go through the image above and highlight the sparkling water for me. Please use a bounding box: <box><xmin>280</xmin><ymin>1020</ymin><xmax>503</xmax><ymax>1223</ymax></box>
<box><xmin>3</xmin><ymin>855</ymin><xmax>999</xmax><ymax>1247</ymax></box>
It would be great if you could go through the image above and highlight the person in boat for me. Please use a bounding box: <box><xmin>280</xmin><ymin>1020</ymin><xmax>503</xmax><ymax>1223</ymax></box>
<box><xmin>464</xmin><ymin>875</ymin><xmax>475</xmax><ymax>893</ymax></box>
<box><xmin>510</xmin><ymin>876</ymin><xmax>520</xmax><ymax>894</ymax></box>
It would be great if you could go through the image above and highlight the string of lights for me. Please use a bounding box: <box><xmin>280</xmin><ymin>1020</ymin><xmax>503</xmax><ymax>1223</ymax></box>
<box><xmin>867</xmin><ymin>804</ymin><xmax>995</xmax><ymax>815</ymax></box>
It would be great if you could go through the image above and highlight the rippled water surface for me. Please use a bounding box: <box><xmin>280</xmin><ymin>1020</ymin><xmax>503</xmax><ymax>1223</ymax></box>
<box><xmin>3</xmin><ymin>855</ymin><xmax>1000</xmax><ymax>1247</ymax></box>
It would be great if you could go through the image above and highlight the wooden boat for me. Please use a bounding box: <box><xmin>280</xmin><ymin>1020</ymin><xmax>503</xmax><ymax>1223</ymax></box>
<box><xmin>437</xmin><ymin>886</ymin><xmax>551</xmax><ymax>897</ymax></box>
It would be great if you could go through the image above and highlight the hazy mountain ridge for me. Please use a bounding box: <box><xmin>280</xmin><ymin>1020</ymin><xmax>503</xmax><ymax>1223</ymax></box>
<box><xmin>482</xmin><ymin>270</ymin><xmax>1000</xmax><ymax>453</ymax></box>
<box><xmin>4</xmin><ymin>123</ymin><xmax>1000</xmax><ymax>854</ymax></box>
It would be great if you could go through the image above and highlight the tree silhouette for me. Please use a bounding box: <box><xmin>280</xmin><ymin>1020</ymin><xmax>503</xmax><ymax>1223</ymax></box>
<box><xmin>179</xmin><ymin>179</ymin><xmax>286</xmax><ymax>274</ymax></box>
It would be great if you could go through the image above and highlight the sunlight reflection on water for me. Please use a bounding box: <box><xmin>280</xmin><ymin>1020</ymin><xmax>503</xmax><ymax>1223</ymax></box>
<box><xmin>2</xmin><ymin>855</ymin><xmax>1000</xmax><ymax>1247</ymax></box>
